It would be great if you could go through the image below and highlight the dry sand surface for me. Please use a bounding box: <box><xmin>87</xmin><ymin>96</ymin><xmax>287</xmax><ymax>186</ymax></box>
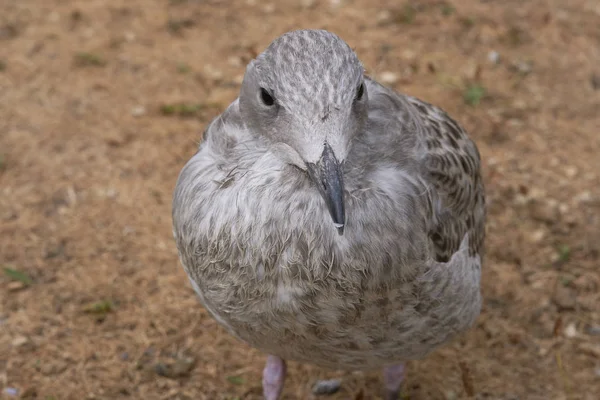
<box><xmin>1</xmin><ymin>0</ymin><xmax>600</xmax><ymax>399</ymax></box>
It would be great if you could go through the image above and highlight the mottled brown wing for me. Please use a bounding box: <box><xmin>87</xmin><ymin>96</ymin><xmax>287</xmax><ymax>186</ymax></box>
<box><xmin>408</xmin><ymin>97</ymin><xmax>486</xmax><ymax>262</ymax></box>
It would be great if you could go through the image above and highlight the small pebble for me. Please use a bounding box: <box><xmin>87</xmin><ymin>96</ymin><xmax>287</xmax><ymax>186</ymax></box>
<box><xmin>528</xmin><ymin>187</ymin><xmax>545</xmax><ymax>200</ymax></box>
<box><xmin>8</xmin><ymin>281</ymin><xmax>26</xmax><ymax>291</ymax></box>
<box><xmin>511</xmin><ymin>60</ymin><xmax>532</xmax><ymax>75</ymax></box>
<box><xmin>122</xmin><ymin>226</ymin><xmax>136</xmax><ymax>235</ymax></box>
<box><xmin>528</xmin><ymin>229</ymin><xmax>545</xmax><ymax>243</ymax></box>
<box><xmin>154</xmin><ymin>357</ymin><xmax>196</xmax><ymax>379</ymax></box>
<box><xmin>105</xmin><ymin>188</ymin><xmax>118</xmax><ymax>198</ymax></box>
<box><xmin>131</xmin><ymin>106</ymin><xmax>146</xmax><ymax>117</ymax></box>
<box><xmin>401</xmin><ymin>49</ymin><xmax>416</xmax><ymax>60</ymax></box>
<box><xmin>574</xmin><ymin>191</ymin><xmax>593</xmax><ymax>204</ymax></box>
<box><xmin>558</xmin><ymin>203</ymin><xmax>569</xmax><ymax>214</ymax></box>
<box><xmin>528</xmin><ymin>199</ymin><xmax>559</xmax><ymax>224</ymax></box>
<box><xmin>312</xmin><ymin>379</ymin><xmax>342</xmax><ymax>395</ymax></box>
<box><xmin>507</xmin><ymin>118</ymin><xmax>524</xmax><ymax>128</ymax></box>
<box><xmin>376</xmin><ymin>10</ymin><xmax>393</xmax><ymax>25</ymax></box>
<box><xmin>263</xmin><ymin>3</ymin><xmax>275</xmax><ymax>13</ymax></box>
<box><xmin>564</xmin><ymin>165</ymin><xmax>578</xmax><ymax>178</ymax></box>
<box><xmin>379</xmin><ymin>71</ymin><xmax>399</xmax><ymax>85</ymax></box>
<box><xmin>12</xmin><ymin>336</ymin><xmax>29</xmax><ymax>347</ymax></box>
<box><xmin>487</xmin><ymin>50</ymin><xmax>500</xmax><ymax>64</ymax></box>
<box><xmin>564</xmin><ymin>323</ymin><xmax>577</xmax><ymax>338</ymax></box>
<box><xmin>204</xmin><ymin>64</ymin><xmax>224</xmax><ymax>81</ymax></box>
<box><xmin>512</xmin><ymin>99</ymin><xmax>527</xmax><ymax>110</ymax></box>
<box><xmin>463</xmin><ymin>61</ymin><xmax>479</xmax><ymax>80</ymax></box>
<box><xmin>227</xmin><ymin>56</ymin><xmax>243</xmax><ymax>67</ymax></box>
<box><xmin>124</xmin><ymin>31</ymin><xmax>136</xmax><ymax>42</ymax></box>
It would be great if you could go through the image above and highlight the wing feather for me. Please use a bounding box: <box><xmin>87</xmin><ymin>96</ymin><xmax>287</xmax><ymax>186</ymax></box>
<box><xmin>364</xmin><ymin>77</ymin><xmax>485</xmax><ymax>262</ymax></box>
<box><xmin>407</xmin><ymin>96</ymin><xmax>486</xmax><ymax>262</ymax></box>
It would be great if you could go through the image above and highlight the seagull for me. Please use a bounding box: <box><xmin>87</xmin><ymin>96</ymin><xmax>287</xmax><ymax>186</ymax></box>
<box><xmin>172</xmin><ymin>29</ymin><xmax>485</xmax><ymax>400</ymax></box>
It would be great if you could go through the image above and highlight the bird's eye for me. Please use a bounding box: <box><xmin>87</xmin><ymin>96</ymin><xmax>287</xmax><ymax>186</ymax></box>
<box><xmin>355</xmin><ymin>83</ymin><xmax>365</xmax><ymax>101</ymax></box>
<box><xmin>260</xmin><ymin>88</ymin><xmax>275</xmax><ymax>106</ymax></box>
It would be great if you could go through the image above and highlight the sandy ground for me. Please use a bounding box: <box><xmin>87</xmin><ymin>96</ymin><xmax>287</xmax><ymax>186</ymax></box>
<box><xmin>1</xmin><ymin>0</ymin><xmax>600</xmax><ymax>399</ymax></box>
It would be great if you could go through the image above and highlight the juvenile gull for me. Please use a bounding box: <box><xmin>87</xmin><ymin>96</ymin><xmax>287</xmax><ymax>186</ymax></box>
<box><xmin>172</xmin><ymin>29</ymin><xmax>486</xmax><ymax>400</ymax></box>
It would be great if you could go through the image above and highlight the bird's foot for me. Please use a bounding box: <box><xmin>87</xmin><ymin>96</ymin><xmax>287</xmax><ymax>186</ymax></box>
<box><xmin>263</xmin><ymin>355</ymin><xmax>286</xmax><ymax>400</ymax></box>
<box><xmin>383</xmin><ymin>363</ymin><xmax>405</xmax><ymax>400</ymax></box>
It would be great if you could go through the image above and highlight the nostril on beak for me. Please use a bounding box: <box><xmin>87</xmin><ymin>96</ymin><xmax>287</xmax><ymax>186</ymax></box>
<box><xmin>320</xmin><ymin>178</ymin><xmax>328</xmax><ymax>192</ymax></box>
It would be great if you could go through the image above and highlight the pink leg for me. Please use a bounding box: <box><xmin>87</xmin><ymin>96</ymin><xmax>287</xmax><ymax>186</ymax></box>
<box><xmin>263</xmin><ymin>355</ymin><xmax>287</xmax><ymax>400</ymax></box>
<box><xmin>383</xmin><ymin>363</ymin><xmax>405</xmax><ymax>400</ymax></box>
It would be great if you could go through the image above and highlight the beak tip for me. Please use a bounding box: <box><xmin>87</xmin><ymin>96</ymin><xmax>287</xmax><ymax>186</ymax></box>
<box><xmin>308</xmin><ymin>142</ymin><xmax>347</xmax><ymax>237</ymax></box>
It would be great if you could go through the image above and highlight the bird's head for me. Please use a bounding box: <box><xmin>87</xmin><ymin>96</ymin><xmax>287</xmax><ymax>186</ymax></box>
<box><xmin>239</xmin><ymin>29</ymin><xmax>368</xmax><ymax>234</ymax></box>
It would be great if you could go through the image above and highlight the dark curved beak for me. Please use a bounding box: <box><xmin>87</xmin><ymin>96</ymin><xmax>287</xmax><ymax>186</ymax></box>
<box><xmin>306</xmin><ymin>143</ymin><xmax>346</xmax><ymax>235</ymax></box>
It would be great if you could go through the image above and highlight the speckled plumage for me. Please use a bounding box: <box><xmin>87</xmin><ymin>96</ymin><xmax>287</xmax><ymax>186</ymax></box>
<box><xmin>172</xmin><ymin>29</ymin><xmax>485</xmax><ymax>396</ymax></box>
